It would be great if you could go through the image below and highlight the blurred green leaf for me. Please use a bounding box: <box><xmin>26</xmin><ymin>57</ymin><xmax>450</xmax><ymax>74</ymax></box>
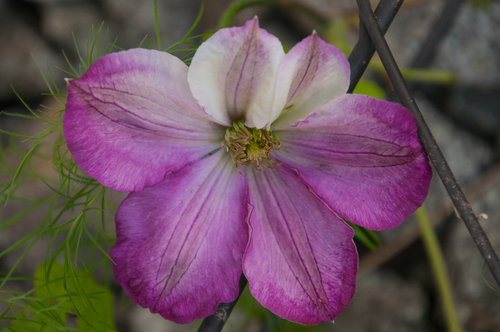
<box><xmin>8</xmin><ymin>311</ymin><xmax>45</xmax><ymax>332</ymax></box>
<box><xmin>469</xmin><ymin>0</ymin><xmax>490</xmax><ymax>9</ymax></box>
<box><xmin>282</xmin><ymin>42</ymin><xmax>292</xmax><ymax>54</ymax></box>
<box><xmin>34</xmin><ymin>263</ymin><xmax>115</xmax><ymax>332</ymax></box>
<box><xmin>353</xmin><ymin>79</ymin><xmax>386</xmax><ymax>100</ymax></box>
<box><xmin>346</xmin><ymin>221</ymin><xmax>381</xmax><ymax>251</ymax></box>
<box><xmin>370</xmin><ymin>61</ymin><xmax>456</xmax><ymax>85</ymax></box>
<box><xmin>325</xmin><ymin>18</ymin><xmax>352</xmax><ymax>56</ymax></box>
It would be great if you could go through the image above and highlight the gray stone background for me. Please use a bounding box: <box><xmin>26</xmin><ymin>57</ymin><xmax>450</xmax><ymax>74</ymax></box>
<box><xmin>1</xmin><ymin>0</ymin><xmax>500</xmax><ymax>331</ymax></box>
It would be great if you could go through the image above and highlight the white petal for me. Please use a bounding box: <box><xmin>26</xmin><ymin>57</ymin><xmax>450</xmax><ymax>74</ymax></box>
<box><xmin>188</xmin><ymin>18</ymin><xmax>285</xmax><ymax>128</ymax></box>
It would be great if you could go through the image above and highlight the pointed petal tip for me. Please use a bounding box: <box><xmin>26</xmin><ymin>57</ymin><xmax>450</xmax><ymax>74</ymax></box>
<box><xmin>271</xmin><ymin>33</ymin><xmax>350</xmax><ymax>129</ymax></box>
<box><xmin>243</xmin><ymin>16</ymin><xmax>259</xmax><ymax>29</ymax></box>
<box><xmin>189</xmin><ymin>14</ymin><xmax>284</xmax><ymax>129</ymax></box>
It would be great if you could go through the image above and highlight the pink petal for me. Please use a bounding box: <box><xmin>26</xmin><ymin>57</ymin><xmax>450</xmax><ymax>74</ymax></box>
<box><xmin>64</xmin><ymin>48</ymin><xmax>224</xmax><ymax>192</ymax></box>
<box><xmin>188</xmin><ymin>17</ymin><xmax>285</xmax><ymax>129</ymax></box>
<box><xmin>110</xmin><ymin>150</ymin><xmax>248</xmax><ymax>324</ymax></box>
<box><xmin>271</xmin><ymin>33</ymin><xmax>350</xmax><ymax>129</ymax></box>
<box><xmin>274</xmin><ymin>94</ymin><xmax>432</xmax><ymax>230</ymax></box>
<box><xmin>244</xmin><ymin>166</ymin><xmax>358</xmax><ymax>325</ymax></box>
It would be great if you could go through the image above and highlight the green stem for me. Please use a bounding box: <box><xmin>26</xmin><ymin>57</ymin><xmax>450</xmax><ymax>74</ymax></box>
<box><xmin>218</xmin><ymin>0</ymin><xmax>278</xmax><ymax>29</ymax></box>
<box><xmin>415</xmin><ymin>206</ymin><xmax>462</xmax><ymax>332</ymax></box>
<box><xmin>153</xmin><ymin>0</ymin><xmax>161</xmax><ymax>50</ymax></box>
<box><xmin>370</xmin><ymin>61</ymin><xmax>456</xmax><ymax>84</ymax></box>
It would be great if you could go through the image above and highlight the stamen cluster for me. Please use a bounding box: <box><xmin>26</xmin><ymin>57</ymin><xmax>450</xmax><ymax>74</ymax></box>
<box><xmin>222</xmin><ymin>120</ymin><xmax>281</xmax><ymax>172</ymax></box>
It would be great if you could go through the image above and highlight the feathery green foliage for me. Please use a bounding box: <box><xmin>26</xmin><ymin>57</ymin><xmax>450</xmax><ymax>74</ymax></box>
<box><xmin>0</xmin><ymin>3</ymin><xmax>205</xmax><ymax>330</ymax></box>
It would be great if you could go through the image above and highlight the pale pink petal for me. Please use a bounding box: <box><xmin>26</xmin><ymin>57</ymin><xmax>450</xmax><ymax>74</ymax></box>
<box><xmin>244</xmin><ymin>165</ymin><xmax>358</xmax><ymax>325</ymax></box>
<box><xmin>64</xmin><ymin>48</ymin><xmax>224</xmax><ymax>192</ymax></box>
<box><xmin>188</xmin><ymin>17</ymin><xmax>285</xmax><ymax>128</ymax></box>
<box><xmin>110</xmin><ymin>150</ymin><xmax>248</xmax><ymax>324</ymax></box>
<box><xmin>271</xmin><ymin>33</ymin><xmax>350</xmax><ymax>129</ymax></box>
<box><xmin>274</xmin><ymin>94</ymin><xmax>432</xmax><ymax>230</ymax></box>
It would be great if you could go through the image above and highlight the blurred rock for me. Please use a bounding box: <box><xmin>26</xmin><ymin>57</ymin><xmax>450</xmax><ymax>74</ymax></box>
<box><xmin>0</xmin><ymin>2</ymin><xmax>63</xmax><ymax>101</ymax></box>
<box><xmin>40</xmin><ymin>3</ymin><xmax>105</xmax><ymax>54</ymax></box>
<box><xmin>103</xmin><ymin>0</ymin><xmax>200</xmax><ymax>50</ymax></box>
<box><xmin>290</xmin><ymin>0</ymin><xmax>375</xmax><ymax>17</ymax></box>
<box><xmin>25</xmin><ymin>0</ymin><xmax>83</xmax><ymax>4</ymax></box>
<box><xmin>432</xmin><ymin>2</ymin><xmax>500</xmax><ymax>87</ymax></box>
<box><xmin>129</xmin><ymin>306</ymin><xmax>198</xmax><ymax>332</ymax></box>
<box><xmin>446</xmin><ymin>181</ymin><xmax>500</xmax><ymax>331</ymax></box>
<box><xmin>385</xmin><ymin>0</ymin><xmax>446</xmax><ymax>66</ymax></box>
<box><xmin>446</xmin><ymin>86</ymin><xmax>500</xmax><ymax>140</ymax></box>
<box><xmin>415</xmin><ymin>94</ymin><xmax>496</xmax><ymax>212</ymax></box>
<box><xmin>332</xmin><ymin>271</ymin><xmax>428</xmax><ymax>332</ymax></box>
<box><xmin>386</xmin><ymin>1</ymin><xmax>500</xmax><ymax>88</ymax></box>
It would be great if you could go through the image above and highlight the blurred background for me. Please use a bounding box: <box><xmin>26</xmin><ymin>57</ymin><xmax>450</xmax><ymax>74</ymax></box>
<box><xmin>1</xmin><ymin>0</ymin><xmax>500</xmax><ymax>331</ymax></box>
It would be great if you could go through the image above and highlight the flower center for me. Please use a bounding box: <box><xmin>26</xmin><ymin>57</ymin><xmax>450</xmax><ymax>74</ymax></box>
<box><xmin>222</xmin><ymin>120</ymin><xmax>281</xmax><ymax>173</ymax></box>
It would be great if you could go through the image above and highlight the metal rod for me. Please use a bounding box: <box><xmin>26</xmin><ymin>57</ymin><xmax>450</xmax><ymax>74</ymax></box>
<box><xmin>356</xmin><ymin>0</ymin><xmax>500</xmax><ymax>287</ymax></box>
<box><xmin>197</xmin><ymin>275</ymin><xmax>248</xmax><ymax>332</ymax></box>
<box><xmin>348</xmin><ymin>0</ymin><xmax>404</xmax><ymax>93</ymax></box>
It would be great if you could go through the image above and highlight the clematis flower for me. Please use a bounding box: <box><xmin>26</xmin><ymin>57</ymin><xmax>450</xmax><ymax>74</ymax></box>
<box><xmin>63</xmin><ymin>18</ymin><xmax>431</xmax><ymax>325</ymax></box>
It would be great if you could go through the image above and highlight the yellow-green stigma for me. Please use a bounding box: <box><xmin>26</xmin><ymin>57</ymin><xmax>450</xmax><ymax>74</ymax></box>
<box><xmin>222</xmin><ymin>120</ymin><xmax>281</xmax><ymax>173</ymax></box>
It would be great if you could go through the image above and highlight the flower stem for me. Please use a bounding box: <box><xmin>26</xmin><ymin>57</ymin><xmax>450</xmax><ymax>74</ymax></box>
<box><xmin>415</xmin><ymin>206</ymin><xmax>462</xmax><ymax>332</ymax></box>
<box><xmin>197</xmin><ymin>275</ymin><xmax>248</xmax><ymax>332</ymax></box>
<box><xmin>153</xmin><ymin>0</ymin><xmax>161</xmax><ymax>51</ymax></box>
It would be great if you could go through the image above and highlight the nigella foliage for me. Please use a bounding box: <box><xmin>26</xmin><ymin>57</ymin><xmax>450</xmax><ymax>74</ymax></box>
<box><xmin>0</xmin><ymin>8</ymin><xmax>206</xmax><ymax>331</ymax></box>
